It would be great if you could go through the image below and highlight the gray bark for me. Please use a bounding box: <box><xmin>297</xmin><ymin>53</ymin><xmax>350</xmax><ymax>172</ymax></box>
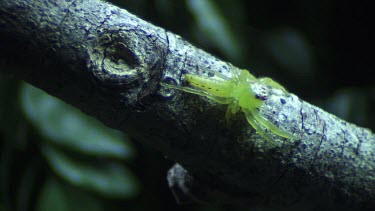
<box><xmin>0</xmin><ymin>0</ymin><xmax>374</xmax><ymax>210</ymax></box>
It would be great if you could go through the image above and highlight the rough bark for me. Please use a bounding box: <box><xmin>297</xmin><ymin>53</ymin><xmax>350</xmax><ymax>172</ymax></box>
<box><xmin>0</xmin><ymin>0</ymin><xmax>374</xmax><ymax>210</ymax></box>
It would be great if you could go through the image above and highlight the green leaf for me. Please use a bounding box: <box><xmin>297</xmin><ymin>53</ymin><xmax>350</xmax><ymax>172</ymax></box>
<box><xmin>36</xmin><ymin>177</ymin><xmax>102</xmax><ymax>211</ymax></box>
<box><xmin>325</xmin><ymin>88</ymin><xmax>369</xmax><ymax>127</ymax></box>
<box><xmin>187</xmin><ymin>0</ymin><xmax>241</xmax><ymax>61</ymax></box>
<box><xmin>265</xmin><ymin>29</ymin><xmax>314</xmax><ymax>75</ymax></box>
<box><xmin>0</xmin><ymin>76</ymin><xmax>28</xmax><ymax>149</ymax></box>
<box><xmin>20</xmin><ymin>83</ymin><xmax>134</xmax><ymax>160</ymax></box>
<box><xmin>41</xmin><ymin>144</ymin><xmax>140</xmax><ymax>198</ymax></box>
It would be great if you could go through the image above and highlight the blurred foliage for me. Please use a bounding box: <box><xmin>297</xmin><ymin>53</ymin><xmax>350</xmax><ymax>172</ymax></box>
<box><xmin>36</xmin><ymin>178</ymin><xmax>103</xmax><ymax>211</ymax></box>
<box><xmin>22</xmin><ymin>83</ymin><xmax>140</xmax><ymax>199</ymax></box>
<box><xmin>21</xmin><ymin>84</ymin><xmax>134</xmax><ymax>160</ymax></box>
<box><xmin>186</xmin><ymin>0</ymin><xmax>242</xmax><ymax>61</ymax></box>
<box><xmin>1</xmin><ymin>77</ymin><xmax>140</xmax><ymax>211</ymax></box>
<box><xmin>1</xmin><ymin>0</ymin><xmax>374</xmax><ymax>211</ymax></box>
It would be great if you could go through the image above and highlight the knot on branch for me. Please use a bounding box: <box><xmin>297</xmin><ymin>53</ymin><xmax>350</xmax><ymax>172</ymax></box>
<box><xmin>86</xmin><ymin>31</ymin><xmax>142</xmax><ymax>87</ymax></box>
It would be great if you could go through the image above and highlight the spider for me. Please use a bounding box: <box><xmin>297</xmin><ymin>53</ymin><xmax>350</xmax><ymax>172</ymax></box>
<box><xmin>161</xmin><ymin>68</ymin><xmax>296</xmax><ymax>143</ymax></box>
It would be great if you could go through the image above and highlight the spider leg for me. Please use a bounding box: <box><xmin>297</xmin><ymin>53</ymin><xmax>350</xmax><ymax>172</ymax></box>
<box><xmin>231</xmin><ymin>68</ymin><xmax>241</xmax><ymax>81</ymax></box>
<box><xmin>242</xmin><ymin>108</ymin><xmax>275</xmax><ymax>144</ymax></box>
<box><xmin>161</xmin><ymin>82</ymin><xmax>232</xmax><ymax>104</ymax></box>
<box><xmin>210</xmin><ymin>68</ymin><xmax>252</xmax><ymax>81</ymax></box>
<box><xmin>225</xmin><ymin>102</ymin><xmax>241</xmax><ymax>125</ymax></box>
<box><xmin>161</xmin><ymin>82</ymin><xmax>209</xmax><ymax>97</ymax></box>
<box><xmin>237</xmin><ymin>69</ymin><xmax>257</xmax><ymax>85</ymax></box>
<box><xmin>250</xmin><ymin>108</ymin><xmax>297</xmax><ymax>140</ymax></box>
<box><xmin>206</xmin><ymin>95</ymin><xmax>232</xmax><ymax>104</ymax></box>
<box><xmin>258</xmin><ymin>77</ymin><xmax>287</xmax><ymax>92</ymax></box>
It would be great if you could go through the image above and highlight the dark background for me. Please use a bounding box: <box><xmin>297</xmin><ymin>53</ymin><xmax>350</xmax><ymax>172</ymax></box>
<box><xmin>1</xmin><ymin>1</ymin><xmax>374</xmax><ymax>211</ymax></box>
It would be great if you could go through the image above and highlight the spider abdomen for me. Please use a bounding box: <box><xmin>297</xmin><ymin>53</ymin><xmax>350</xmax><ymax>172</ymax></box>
<box><xmin>185</xmin><ymin>74</ymin><xmax>234</xmax><ymax>98</ymax></box>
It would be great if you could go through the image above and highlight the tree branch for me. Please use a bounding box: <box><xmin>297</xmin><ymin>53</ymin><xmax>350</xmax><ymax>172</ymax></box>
<box><xmin>1</xmin><ymin>0</ymin><xmax>374</xmax><ymax>209</ymax></box>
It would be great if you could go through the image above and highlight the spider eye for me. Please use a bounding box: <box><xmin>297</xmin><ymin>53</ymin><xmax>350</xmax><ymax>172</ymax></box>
<box><xmin>255</xmin><ymin>94</ymin><xmax>268</xmax><ymax>100</ymax></box>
